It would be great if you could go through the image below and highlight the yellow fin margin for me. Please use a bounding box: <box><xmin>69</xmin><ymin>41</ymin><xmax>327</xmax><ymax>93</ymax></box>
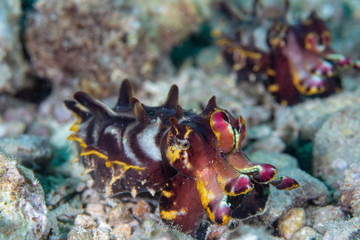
<box><xmin>106</xmin><ymin>160</ymin><xmax>145</xmax><ymax>172</ymax></box>
<box><xmin>67</xmin><ymin>134</ymin><xmax>87</xmax><ymax>148</ymax></box>
<box><xmin>80</xmin><ymin>149</ymin><xmax>108</xmax><ymax>160</ymax></box>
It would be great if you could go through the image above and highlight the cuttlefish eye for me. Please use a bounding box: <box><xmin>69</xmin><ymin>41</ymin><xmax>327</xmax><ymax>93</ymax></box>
<box><xmin>174</xmin><ymin>136</ymin><xmax>190</xmax><ymax>150</ymax></box>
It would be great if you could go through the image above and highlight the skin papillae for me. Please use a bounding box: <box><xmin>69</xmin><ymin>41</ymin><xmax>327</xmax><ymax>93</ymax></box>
<box><xmin>65</xmin><ymin>80</ymin><xmax>299</xmax><ymax>236</ymax></box>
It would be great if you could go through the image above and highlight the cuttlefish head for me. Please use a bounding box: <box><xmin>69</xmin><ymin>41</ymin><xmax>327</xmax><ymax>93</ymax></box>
<box><xmin>159</xmin><ymin>97</ymin><xmax>299</xmax><ymax>235</ymax></box>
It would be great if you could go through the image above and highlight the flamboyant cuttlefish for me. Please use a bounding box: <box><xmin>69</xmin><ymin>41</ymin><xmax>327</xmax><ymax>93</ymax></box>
<box><xmin>219</xmin><ymin>10</ymin><xmax>359</xmax><ymax>105</ymax></box>
<box><xmin>65</xmin><ymin>80</ymin><xmax>299</xmax><ymax>236</ymax></box>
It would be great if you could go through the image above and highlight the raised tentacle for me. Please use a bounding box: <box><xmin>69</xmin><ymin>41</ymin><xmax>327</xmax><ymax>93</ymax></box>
<box><xmin>161</xmin><ymin>85</ymin><xmax>179</xmax><ymax>109</ymax></box>
<box><xmin>173</xmin><ymin>105</ymin><xmax>184</xmax><ymax>120</ymax></box>
<box><xmin>130</xmin><ymin>97</ymin><xmax>152</xmax><ymax>123</ymax></box>
<box><xmin>114</xmin><ymin>79</ymin><xmax>134</xmax><ymax>110</ymax></box>
<box><xmin>64</xmin><ymin>100</ymin><xmax>91</xmax><ymax>121</ymax></box>
<box><xmin>74</xmin><ymin>91</ymin><xmax>114</xmax><ymax>118</ymax></box>
<box><xmin>202</xmin><ymin>96</ymin><xmax>218</xmax><ymax>116</ymax></box>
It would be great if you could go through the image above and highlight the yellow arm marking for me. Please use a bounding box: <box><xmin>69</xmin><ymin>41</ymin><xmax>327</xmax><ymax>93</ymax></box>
<box><xmin>160</xmin><ymin>208</ymin><xmax>187</xmax><ymax>220</ymax></box>
<box><xmin>216</xmin><ymin>174</ymin><xmax>254</xmax><ymax>197</ymax></box>
<box><xmin>196</xmin><ymin>180</ymin><xmax>216</xmax><ymax>223</ymax></box>
<box><xmin>266</xmin><ymin>68</ymin><xmax>276</xmax><ymax>76</ymax></box>
<box><xmin>107</xmin><ymin>160</ymin><xmax>145</xmax><ymax>172</ymax></box>
<box><xmin>268</xmin><ymin>84</ymin><xmax>280</xmax><ymax>93</ymax></box>
<box><xmin>167</xmin><ymin>146</ymin><xmax>181</xmax><ymax>166</ymax></box>
<box><xmin>183</xmin><ymin>127</ymin><xmax>193</xmax><ymax>139</ymax></box>
<box><xmin>80</xmin><ymin>149</ymin><xmax>108</xmax><ymax>160</ymax></box>
<box><xmin>70</xmin><ymin>123</ymin><xmax>79</xmax><ymax>132</ymax></box>
<box><xmin>162</xmin><ymin>190</ymin><xmax>172</xmax><ymax>198</ymax></box>
<box><xmin>67</xmin><ymin>134</ymin><xmax>87</xmax><ymax>148</ymax></box>
<box><xmin>69</xmin><ymin>113</ymin><xmax>83</xmax><ymax>132</ymax></box>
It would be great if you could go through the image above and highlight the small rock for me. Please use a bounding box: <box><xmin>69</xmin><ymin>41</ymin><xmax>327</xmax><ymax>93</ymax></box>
<box><xmin>322</xmin><ymin>217</ymin><xmax>360</xmax><ymax>240</ymax></box>
<box><xmin>243</xmin><ymin>105</ymin><xmax>272</xmax><ymax>126</ymax></box>
<box><xmin>151</xmin><ymin>232</ymin><xmax>181</xmax><ymax>240</ymax></box>
<box><xmin>306</xmin><ymin>205</ymin><xmax>345</xmax><ymax>234</ymax></box>
<box><xmin>277</xmin><ymin>208</ymin><xmax>306</xmax><ymax>240</ymax></box>
<box><xmin>274</xmin><ymin>106</ymin><xmax>299</xmax><ymax>143</ymax></box>
<box><xmin>132</xmin><ymin>199</ymin><xmax>152</xmax><ymax>220</ymax></box>
<box><xmin>0</xmin><ymin>152</ymin><xmax>50</xmax><ymax>239</ymax></box>
<box><xmin>247</xmin><ymin>135</ymin><xmax>286</xmax><ymax>154</ymax></box>
<box><xmin>196</xmin><ymin>46</ymin><xmax>228</xmax><ymax>76</ymax></box>
<box><xmin>86</xmin><ymin>203</ymin><xmax>106</xmax><ymax>218</ymax></box>
<box><xmin>74</xmin><ymin>214</ymin><xmax>97</xmax><ymax>228</ymax></box>
<box><xmin>313</xmin><ymin>107</ymin><xmax>360</xmax><ymax>190</ymax></box>
<box><xmin>92</xmin><ymin>228</ymin><xmax>111</xmax><ymax>240</ymax></box>
<box><xmin>291</xmin><ymin>92</ymin><xmax>360</xmax><ymax>140</ymax></box>
<box><xmin>4</xmin><ymin>105</ymin><xmax>35</xmax><ymax>124</ymax></box>
<box><xmin>0</xmin><ymin>0</ymin><xmax>28</xmax><ymax>94</ymax></box>
<box><xmin>291</xmin><ymin>226</ymin><xmax>322</xmax><ymax>240</ymax></box>
<box><xmin>68</xmin><ymin>226</ymin><xmax>111</xmax><ymax>240</ymax></box>
<box><xmin>205</xmin><ymin>224</ymin><xmax>229</xmax><ymax>240</ymax></box>
<box><xmin>339</xmin><ymin>163</ymin><xmax>360</xmax><ymax>217</ymax></box>
<box><xmin>249</xmin><ymin>151</ymin><xmax>299</xmax><ymax>169</ymax></box>
<box><xmin>227</xmin><ymin>224</ymin><xmax>274</xmax><ymax>240</ymax></box>
<box><xmin>130</xmin><ymin>219</ymin><xmax>178</xmax><ymax>240</ymax></box>
<box><xmin>246</xmin><ymin>124</ymin><xmax>273</xmax><ymax>139</ymax></box>
<box><xmin>45</xmin><ymin>177</ymin><xmax>82</xmax><ymax>206</ymax></box>
<box><xmin>0</xmin><ymin>134</ymin><xmax>53</xmax><ymax>169</ymax></box>
<box><xmin>48</xmin><ymin>202</ymin><xmax>84</xmax><ymax>236</ymax></box>
<box><xmin>108</xmin><ymin>203</ymin><xmax>132</xmax><ymax>227</ymax></box>
<box><xmin>67</xmin><ymin>226</ymin><xmax>92</xmax><ymax>240</ymax></box>
<box><xmin>113</xmin><ymin>223</ymin><xmax>132</xmax><ymax>240</ymax></box>
<box><xmin>81</xmin><ymin>188</ymin><xmax>102</xmax><ymax>204</ymax></box>
<box><xmin>0</xmin><ymin>121</ymin><xmax>26</xmax><ymax>137</ymax></box>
